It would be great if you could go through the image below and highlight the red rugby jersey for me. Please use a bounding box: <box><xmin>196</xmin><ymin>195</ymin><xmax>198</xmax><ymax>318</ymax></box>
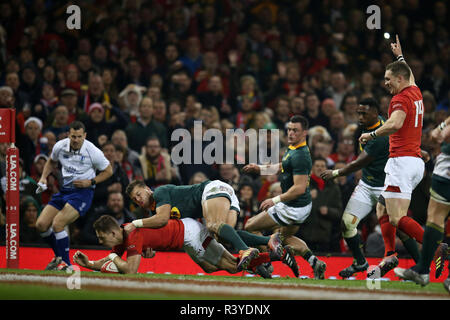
<box><xmin>112</xmin><ymin>219</ymin><xmax>185</xmax><ymax>257</ymax></box>
<box><xmin>388</xmin><ymin>85</ymin><xmax>423</xmax><ymax>158</ymax></box>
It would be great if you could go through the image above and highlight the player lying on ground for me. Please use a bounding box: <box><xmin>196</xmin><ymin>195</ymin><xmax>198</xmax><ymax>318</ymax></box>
<box><xmin>125</xmin><ymin>179</ymin><xmax>263</xmax><ymax>272</ymax></box>
<box><xmin>73</xmin><ymin>215</ymin><xmax>298</xmax><ymax>277</ymax></box>
<box><xmin>395</xmin><ymin>116</ymin><xmax>450</xmax><ymax>293</ymax></box>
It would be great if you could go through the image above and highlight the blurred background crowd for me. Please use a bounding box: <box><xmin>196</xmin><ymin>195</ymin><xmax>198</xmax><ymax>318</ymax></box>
<box><xmin>0</xmin><ymin>0</ymin><xmax>448</xmax><ymax>256</ymax></box>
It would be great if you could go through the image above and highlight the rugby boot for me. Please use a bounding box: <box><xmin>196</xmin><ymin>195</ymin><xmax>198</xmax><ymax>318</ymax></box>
<box><xmin>268</xmin><ymin>232</ymin><xmax>284</xmax><ymax>261</ymax></box>
<box><xmin>367</xmin><ymin>254</ymin><xmax>398</xmax><ymax>278</ymax></box>
<box><xmin>394</xmin><ymin>267</ymin><xmax>430</xmax><ymax>286</ymax></box>
<box><xmin>281</xmin><ymin>245</ymin><xmax>300</xmax><ymax>278</ymax></box>
<box><xmin>237</xmin><ymin>248</ymin><xmax>259</xmax><ymax>271</ymax></box>
<box><xmin>253</xmin><ymin>264</ymin><xmax>272</xmax><ymax>279</ymax></box>
<box><xmin>339</xmin><ymin>260</ymin><xmax>369</xmax><ymax>279</ymax></box>
<box><xmin>45</xmin><ymin>256</ymin><xmax>62</xmax><ymax>271</ymax></box>
<box><xmin>312</xmin><ymin>258</ymin><xmax>327</xmax><ymax>280</ymax></box>
<box><xmin>434</xmin><ymin>242</ymin><xmax>448</xmax><ymax>278</ymax></box>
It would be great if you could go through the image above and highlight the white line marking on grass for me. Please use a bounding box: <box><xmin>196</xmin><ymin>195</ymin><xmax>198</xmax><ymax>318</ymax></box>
<box><xmin>1</xmin><ymin>274</ymin><xmax>448</xmax><ymax>300</ymax></box>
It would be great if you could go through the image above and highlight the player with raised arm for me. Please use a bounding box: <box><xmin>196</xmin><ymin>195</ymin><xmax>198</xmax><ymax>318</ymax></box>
<box><xmin>242</xmin><ymin>115</ymin><xmax>327</xmax><ymax>279</ymax></box>
<box><xmin>322</xmin><ymin>98</ymin><xmax>425</xmax><ymax>278</ymax></box>
<box><xmin>395</xmin><ymin>117</ymin><xmax>450</xmax><ymax>291</ymax></box>
<box><xmin>359</xmin><ymin>35</ymin><xmax>427</xmax><ymax>278</ymax></box>
<box><xmin>35</xmin><ymin>121</ymin><xmax>113</xmax><ymax>270</ymax></box>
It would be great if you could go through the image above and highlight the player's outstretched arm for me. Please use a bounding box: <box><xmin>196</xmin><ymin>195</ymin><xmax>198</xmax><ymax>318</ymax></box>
<box><xmin>391</xmin><ymin>34</ymin><xmax>416</xmax><ymax>86</ymax></box>
<box><xmin>321</xmin><ymin>151</ymin><xmax>374</xmax><ymax>180</ymax></box>
<box><xmin>431</xmin><ymin>116</ymin><xmax>450</xmax><ymax>143</ymax></box>
<box><xmin>243</xmin><ymin>163</ymin><xmax>282</xmax><ymax>176</ymax></box>
<box><xmin>359</xmin><ymin>110</ymin><xmax>406</xmax><ymax>144</ymax></box>
<box><xmin>125</xmin><ymin>204</ymin><xmax>172</xmax><ymax>234</ymax></box>
<box><xmin>73</xmin><ymin>250</ymin><xmax>109</xmax><ymax>271</ymax></box>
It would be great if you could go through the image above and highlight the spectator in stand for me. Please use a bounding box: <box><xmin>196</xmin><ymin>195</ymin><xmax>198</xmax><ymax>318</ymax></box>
<box><xmin>321</xmin><ymin>98</ymin><xmax>337</xmax><ymax>119</ymax></box>
<box><xmin>297</xmin><ymin>157</ymin><xmax>343</xmax><ymax>253</ymax></box>
<box><xmin>341</xmin><ymin>92</ymin><xmax>359</xmax><ymax>125</ymax></box>
<box><xmin>83</xmin><ymin>102</ymin><xmax>128</xmax><ymax>148</ymax></box>
<box><xmin>236</xmin><ymin>181</ymin><xmax>259</xmax><ymax>231</ymax></box>
<box><xmin>32</xmin><ymin>82</ymin><xmax>58</xmax><ymax>123</ymax></box>
<box><xmin>325</xmin><ymin>71</ymin><xmax>349</xmax><ymax>110</ymax></box>
<box><xmin>57</xmin><ymin>88</ymin><xmax>88</xmax><ymax>125</ymax></box>
<box><xmin>138</xmin><ymin>137</ymin><xmax>172</xmax><ymax>189</ymax></box>
<box><xmin>118</xmin><ymin>84</ymin><xmax>145</xmax><ymax>123</ymax></box>
<box><xmin>111</xmin><ymin>129</ymin><xmax>143</xmax><ymax>179</ymax></box>
<box><xmin>304</xmin><ymin>92</ymin><xmax>330</xmax><ymax>129</ymax></box>
<box><xmin>80</xmin><ymin>191</ymin><xmax>136</xmax><ymax>245</ymax></box>
<box><xmin>62</xmin><ymin>64</ymin><xmax>81</xmax><ymax>96</ymax></box>
<box><xmin>291</xmin><ymin>95</ymin><xmax>305</xmax><ymax>115</ymax></box>
<box><xmin>5</xmin><ymin>71</ymin><xmax>29</xmax><ymax>111</ymax></box>
<box><xmin>19</xmin><ymin>196</ymin><xmax>44</xmax><ymax>244</ymax></box>
<box><xmin>328</xmin><ymin>137</ymin><xmax>357</xmax><ymax>166</ymax></box>
<box><xmin>328</xmin><ymin>111</ymin><xmax>346</xmax><ymax>144</ymax></box>
<box><xmin>81</xmin><ymin>73</ymin><xmax>118</xmax><ymax>122</ymax></box>
<box><xmin>179</xmin><ymin>36</ymin><xmax>203</xmax><ymax>76</ymax></box>
<box><xmin>197</xmin><ymin>75</ymin><xmax>228</xmax><ymax>117</ymax></box>
<box><xmin>189</xmin><ymin>171</ymin><xmax>209</xmax><ymax>185</ymax></box>
<box><xmin>46</xmin><ymin>105</ymin><xmax>70</xmax><ymax>140</ymax></box>
<box><xmin>20</xmin><ymin>63</ymin><xmax>41</xmax><ymax>107</ymax></box>
<box><xmin>91</xmin><ymin>141</ymin><xmax>129</xmax><ymax>211</ymax></box>
<box><xmin>229</xmin><ymin>94</ymin><xmax>256</xmax><ymax>130</ymax></box>
<box><xmin>125</xmin><ymin>97</ymin><xmax>168</xmax><ymax>153</ymax></box>
<box><xmin>272</xmin><ymin>96</ymin><xmax>291</xmax><ymax>130</ymax></box>
<box><xmin>16</xmin><ymin>116</ymin><xmax>47</xmax><ymax>175</ymax></box>
<box><xmin>118</xmin><ymin>57</ymin><xmax>149</xmax><ymax>91</ymax></box>
<box><xmin>153</xmin><ymin>99</ymin><xmax>169</xmax><ymax>127</ymax></box>
<box><xmin>218</xmin><ymin>163</ymin><xmax>241</xmax><ymax>194</ymax></box>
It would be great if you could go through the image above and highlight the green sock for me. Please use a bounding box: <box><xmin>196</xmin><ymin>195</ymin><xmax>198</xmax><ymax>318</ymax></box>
<box><xmin>397</xmin><ymin>230</ymin><xmax>421</xmax><ymax>263</ymax></box>
<box><xmin>344</xmin><ymin>234</ymin><xmax>366</xmax><ymax>265</ymax></box>
<box><xmin>413</xmin><ymin>223</ymin><xmax>444</xmax><ymax>274</ymax></box>
<box><xmin>236</xmin><ymin>230</ymin><xmax>270</xmax><ymax>247</ymax></box>
<box><xmin>217</xmin><ymin>224</ymin><xmax>248</xmax><ymax>251</ymax></box>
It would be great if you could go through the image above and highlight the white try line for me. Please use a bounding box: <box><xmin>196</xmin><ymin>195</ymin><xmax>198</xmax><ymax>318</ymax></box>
<box><xmin>0</xmin><ymin>273</ymin><xmax>448</xmax><ymax>300</ymax></box>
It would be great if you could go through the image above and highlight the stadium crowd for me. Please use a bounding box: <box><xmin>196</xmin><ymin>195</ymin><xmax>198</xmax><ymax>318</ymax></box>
<box><xmin>0</xmin><ymin>0</ymin><xmax>448</xmax><ymax>257</ymax></box>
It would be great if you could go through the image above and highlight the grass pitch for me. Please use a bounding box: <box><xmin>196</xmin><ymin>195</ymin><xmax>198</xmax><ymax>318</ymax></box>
<box><xmin>0</xmin><ymin>268</ymin><xmax>448</xmax><ymax>300</ymax></box>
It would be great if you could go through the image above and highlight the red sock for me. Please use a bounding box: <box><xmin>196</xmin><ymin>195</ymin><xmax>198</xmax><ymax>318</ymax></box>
<box><xmin>379</xmin><ymin>215</ymin><xmax>397</xmax><ymax>256</ymax></box>
<box><xmin>248</xmin><ymin>252</ymin><xmax>270</xmax><ymax>270</ymax></box>
<box><xmin>397</xmin><ymin>216</ymin><xmax>424</xmax><ymax>244</ymax></box>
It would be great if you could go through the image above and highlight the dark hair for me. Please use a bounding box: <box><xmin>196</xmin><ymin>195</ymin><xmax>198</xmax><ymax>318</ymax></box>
<box><xmin>101</xmin><ymin>140</ymin><xmax>116</xmax><ymax>150</ymax></box>
<box><xmin>313</xmin><ymin>156</ymin><xmax>327</xmax><ymax>165</ymax></box>
<box><xmin>386</xmin><ymin>61</ymin><xmax>411</xmax><ymax>81</ymax></box>
<box><xmin>359</xmin><ymin>97</ymin><xmax>380</xmax><ymax>113</ymax></box>
<box><xmin>126</xmin><ymin>180</ymin><xmax>147</xmax><ymax>197</ymax></box>
<box><xmin>289</xmin><ymin>115</ymin><xmax>309</xmax><ymax>130</ymax></box>
<box><xmin>70</xmin><ymin>121</ymin><xmax>86</xmax><ymax>132</ymax></box>
<box><xmin>93</xmin><ymin>215</ymin><xmax>120</xmax><ymax>233</ymax></box>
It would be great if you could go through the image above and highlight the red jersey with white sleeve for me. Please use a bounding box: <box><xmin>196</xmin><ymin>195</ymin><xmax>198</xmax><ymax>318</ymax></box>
<box><xmin>388</xmin><ymin>85</ymin><xmax>423</xmax><ymax>158</ymax></box>
<box><xmin>111</xmin><ymin>219</ymin><xmax>185</xmax><ymax>258</ymax></box>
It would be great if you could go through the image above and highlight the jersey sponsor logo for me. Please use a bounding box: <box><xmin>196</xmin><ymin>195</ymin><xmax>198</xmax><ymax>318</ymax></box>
<box><xmin>127</xmin><ymin>245</ymin><xmax>136</xmax><ymax>250</ymax></box>
<box><xmin>218</xmin><ymin>185</ymin><xmax>232</xmax><ymax>196</ymax></box>
<box><xmin>65</xmin><ymin>166</ymin><xmax>77</xmax><ymax>174</ymax></box>
<box><xmin>385</xmin><ymin>185</ymin><xmax>401</xmax><ymax>193</ymax></box>
<box><xmin>171</xmin><ymin>207</ymin><xmax>181</xmax><ymax>219</ymax></box>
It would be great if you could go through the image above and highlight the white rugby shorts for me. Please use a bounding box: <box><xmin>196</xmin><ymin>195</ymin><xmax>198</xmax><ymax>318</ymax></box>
<box><xmin>182</xmin><ymin>218</ymin><xmax>225</xmax><ymax>266</ymax></box>
<box><xmin>267</xmin><ymin>201</ymin><xmax>312</xmax><ymax>226</ymax></box>
<box><xmin>345</xmin><ymin>180</ymin><xmax>384</xmax><ymax>220</ymax></box>
<box><xmin>381</xmin><ymin>156</ymin><xmax>424</xmax><ymax>200</ymax></box>
<box><xmin>201</xmin><ymin>180</ymin><xmax>240</xmax><ymax>213</ymax></box>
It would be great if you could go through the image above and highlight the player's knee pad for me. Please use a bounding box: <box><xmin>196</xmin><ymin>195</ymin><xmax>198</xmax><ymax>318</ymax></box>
<box><xmin>342</xmin><ymin>212</ymin><xmax>359</xmax><ymax>238</ymax></box>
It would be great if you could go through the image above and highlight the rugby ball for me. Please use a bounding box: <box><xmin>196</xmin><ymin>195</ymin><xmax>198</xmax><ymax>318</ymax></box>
<box><xmin>101</xmin><ymin>260</ymin><xmax>120</xmax><ymax>273</ymax></box>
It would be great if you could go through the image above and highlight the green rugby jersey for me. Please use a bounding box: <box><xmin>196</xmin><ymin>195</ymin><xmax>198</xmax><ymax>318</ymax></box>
<box><xmin>152</xmin><ymin>180</ymin><xmax>211</xmax><ymax>219</ymax></box>
<box><xmin>359</xmin><ymin>116</ymin><xmax>389</xmax><ymax>187</ymax></box>
<box><xmin>441</xmin><ymin>142</ymin><xmax>450</xmax><ymax>156</ymax></box>
<box><xmin>279</xmin><ymin>141</ymin><xmax>312</xmax><ymax>207</ymax></box>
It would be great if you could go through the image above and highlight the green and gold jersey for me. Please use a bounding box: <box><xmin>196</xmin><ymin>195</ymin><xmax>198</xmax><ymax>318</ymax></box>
<box><xmin>279</xmin><ymin>141</ymin><xmax>312</xmax><ymax>207</ymax></box>
<box><xmin>152</xmin><ymin>180</ymin><xmax>211</xmax><ymax>219</ymax></box>
<box><xmin>360</xmin><ymin>116</ymin><xmax>389</xmax><ymax>187</ymax></box>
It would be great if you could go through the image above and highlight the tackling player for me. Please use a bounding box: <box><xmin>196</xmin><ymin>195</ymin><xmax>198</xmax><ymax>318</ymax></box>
<box><xmin>125</xmin><ymin>179</ymin><xmax>259</xmax><ymax>272</ymax></box>
<box><xmin>35</xmin><ymin>121</ymin><xmax>113</xmax><ymax>270</ymax></box>
<box><xmin>395</xmin><ymin>116</ymin><xmax>450</xmax><ymax>292</ymax></box>
<box><xmin>242</xmin><ymin>115</ymin><xmax>327</xmax><ymax>279</ymax></box>
<box><xmin>359</xmin><ymin>35</ymin><xmax>427</xmax><ymax>277</ymax></box>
